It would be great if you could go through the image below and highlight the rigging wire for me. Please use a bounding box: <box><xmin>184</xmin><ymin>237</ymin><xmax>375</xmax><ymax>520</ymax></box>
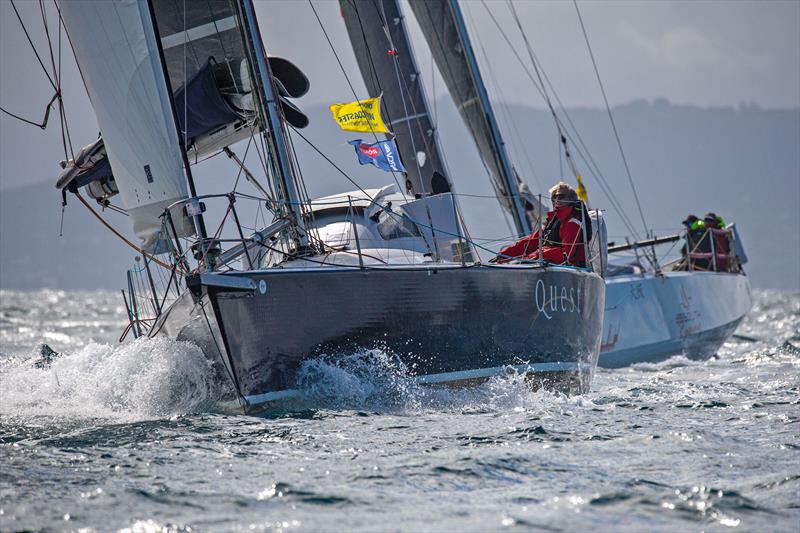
<box><xmin>503</xmin><ymin>2</ymin><xmax>562</xmax><ymax>141</ymax></box>
<box><xmin>461</xmin><ymin>1</ymin><xmax>543</xmax><ymax>193</ymax></box>
<box><xmin>54</xmin><ymin>1</ymin><xmax>74</xmax><ymax>161</ymax></box>
<box><xmin>39</xmin><ymin>0</ymin><xmax>59</xmax><ymax>88</ymax></box>
<box><xmin>370</xmin><ymin>0</ymin><xmax>425</xmax><ymax>184</ymax></box>
<box><xmin>0</xmin><ymin>93</ymin><xmax>58</xmax><ymax>129</ymax></box>
<box><xmin>572</xmin><ymin>0</ymin><xmax>649</xmax><ymax>234</ymax></box>
<box><xmin>503</xmin><ymin>0</ymin><xmax>579</xmax><ymax>193</ymax></box>
<box><xmin>2</xmin><ymin>0</ymin><xmax>77</xmax><ymax>163</ymax></box>
<box><xmin>285</xmin><ymin>128</ymin><xmax>325</xmax><ymax>250</ymax></box>
<box><xmin>382</xmin><ymin>0</ymin><xmax>459</xmax><ymax>191</ymax></box>
<box><xmin>503</xmin><ymin>0</ymin><xmax>579</xmax><ymax>192</ymax></box>
<box><xmin>9</xmin><ymin>0</ymin><xmax>57</xmax><ymax>90</ymax></box>
<box><xmin>367</xmin><ymin>0</ymin><xmax>456</xmax><ymax>193</ymax></box>
<box><xmin>289</xmin><ymin>126</ymin><xmax>375</xmax><ymax>202</ymax></box>
<box><xmin>230</xmin><ymin>134</ymin><xmax>256</xmax><ymax>192</ymax></box>
<box><xmin>412</xmin><ymin>0</ymin><xmax>512</xmax><ymax>221</ymax></box>
<box><xmin>39</xmin><ymin>0</ymin><xmax>75</xmax><ymax>161</ymax></box>
<box><xmin>479</xmin><ymin>0</ymin><xmax>641</xmax><ymax>238</ymax></box>
<box><xmin>50</xmin><ymin>0</ymin><xmax>89</xmax><ymax>162</ymax></box>
<box><xmin>74</xmin><ymin>191</ymin><xmax>181</xmax><ymax>272</ymax></box>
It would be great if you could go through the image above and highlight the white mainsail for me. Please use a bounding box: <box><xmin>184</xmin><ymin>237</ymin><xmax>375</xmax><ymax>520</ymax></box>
<box><xmin>59</xmin><ymin>0</ymin><xmax>193</xmax><ymax>249</ymax></box>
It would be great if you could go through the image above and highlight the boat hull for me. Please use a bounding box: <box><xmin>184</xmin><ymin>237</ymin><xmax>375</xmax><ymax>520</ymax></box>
<box><xmin>155</xmin><ymin>265</ymin><xmax>605</xmax><ymax>412</ymax></box>
<box><xmin>599</xmin><ymin>271</ymin><xmax>752</xmax><ymax>368</ymax></box>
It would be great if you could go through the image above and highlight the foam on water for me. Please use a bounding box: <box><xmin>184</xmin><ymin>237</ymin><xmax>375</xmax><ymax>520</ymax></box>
<box><xmin>0</xmin><ymin>337</ymin><xmax>219</xmax><ymax>420</ymax></box>
<box><xmin>293</xmin><ymin>348</ymin><xmax>592</xmax><ymax>414</ymax></box>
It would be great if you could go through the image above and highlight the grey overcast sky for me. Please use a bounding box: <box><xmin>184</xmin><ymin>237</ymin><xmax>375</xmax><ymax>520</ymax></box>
<box><xmin>1</xmin><ymin>0</ymin><xmax>799</xmax><ymax>191</ymax></box>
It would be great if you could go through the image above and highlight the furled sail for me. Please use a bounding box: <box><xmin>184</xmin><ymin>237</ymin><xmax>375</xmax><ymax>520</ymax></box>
<box><xmin>407</xmin><ymin>0</ymin><xmax>535</xmax><ymax>235</ymax></box>
<box><xmin>58</xmin><ymin>0</ymin><xmax>194</xmax><ymax>250</ymax></box>
<box><xmin>339</xmin><ymin>0</ymin><xmax>452</xmax><ymax>196</ymax></box>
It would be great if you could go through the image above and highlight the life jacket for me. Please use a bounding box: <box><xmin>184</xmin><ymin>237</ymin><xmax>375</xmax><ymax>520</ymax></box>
<box><xmin>540</xmin><ymin>203</ymin><xmax>592</xmax><ymax>247</ymax></box>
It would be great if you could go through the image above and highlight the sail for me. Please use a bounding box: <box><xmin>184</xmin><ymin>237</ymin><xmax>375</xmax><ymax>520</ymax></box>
<box><xmin>58</xmin><ymin>0</ymin><xmax>194</xmax><ymax>249</ymax></box>
<box><xmin>407</xmin><ymin>0</ymin><xmax>534</xmax><ymax>235</ymax></box>
<box><xmin>150</xmin><ymin>0</ymin><xmax>252</xmax><ymax>157</ymax></box>
<box><xmin>339</xmin><ymin>0</ymin><xmax>452</xmax><ymax>196</ymax></box>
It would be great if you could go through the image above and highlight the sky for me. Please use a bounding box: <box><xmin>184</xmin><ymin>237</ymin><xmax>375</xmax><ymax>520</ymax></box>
<box><xmin>1</xmin><ymin>1</ymin><xmax>799</xmax><ymax>189</ymax></box>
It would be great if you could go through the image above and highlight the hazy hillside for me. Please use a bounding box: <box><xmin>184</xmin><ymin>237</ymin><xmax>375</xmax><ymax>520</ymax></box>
<box><xmin>1</xmin><ymin>100</ymin><xmax>798</xmax><ymax>290</ymax></box>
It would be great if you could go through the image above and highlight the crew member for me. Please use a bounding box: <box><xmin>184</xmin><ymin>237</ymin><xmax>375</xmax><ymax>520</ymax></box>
<box><xmin>493</xmin><ymin>182</ymin><xmax>590</xmax><ymax>267</ymax></box>
<box><xmin>704</xmin><ymin>212</ymin><xmax>730</xmax><ymax>271</ymax></box>
<box><xmin>680</xmin><ymin>214</ymin><xmax>705</xmax><ymax>270</ymax></box>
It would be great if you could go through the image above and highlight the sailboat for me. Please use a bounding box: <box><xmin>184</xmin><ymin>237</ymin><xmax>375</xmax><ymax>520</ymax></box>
<box><xmin>52</xmin><ymin>0</ymin><xmax>606</xmax><ymax>414</ymax></box>
<box><xmin>598</xmin><ymin>229</ymin><xmax>752</xmax><ymax>367</ymax></box>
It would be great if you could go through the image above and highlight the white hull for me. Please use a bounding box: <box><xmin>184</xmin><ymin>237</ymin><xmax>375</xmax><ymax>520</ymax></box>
<box><xmin>599</xmin><ymin>271</ymin><xmax>752</xmax><ymax>367</ymax></box>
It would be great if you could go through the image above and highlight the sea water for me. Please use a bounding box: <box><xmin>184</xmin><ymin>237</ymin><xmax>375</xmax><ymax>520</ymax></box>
<box><xmin>0</xmin><ymin>289</ymin><xmax>797</xmax><ymax>532</ymax></box>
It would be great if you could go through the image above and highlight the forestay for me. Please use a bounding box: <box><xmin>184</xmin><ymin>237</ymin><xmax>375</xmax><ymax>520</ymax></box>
<box><xmin>58</xmin><ymin>0</ymin><xmax>193</xmax><ymax>250</ymax></box>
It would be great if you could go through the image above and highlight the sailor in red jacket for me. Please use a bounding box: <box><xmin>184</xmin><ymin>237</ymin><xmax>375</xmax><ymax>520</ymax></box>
<box><xmin>494</xmin><ymin>182</ymin><xmax>590</xmax><ymax>267</ymax></box>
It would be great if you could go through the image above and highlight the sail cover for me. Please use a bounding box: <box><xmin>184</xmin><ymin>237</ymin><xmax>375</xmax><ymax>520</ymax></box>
<box><xmin>407</xmin><ymin>0</ymin><xmax>533</xmax><ymax>232</ymax></box>
<box><xmin>59</xmin><ymin>0</ymin><xmax>194</xmax><ymax>250</ymax></box>
<box><xmin>340</xmin><ymin>0</ymin><xmax>452</xmax><ymax>196</ymax></box>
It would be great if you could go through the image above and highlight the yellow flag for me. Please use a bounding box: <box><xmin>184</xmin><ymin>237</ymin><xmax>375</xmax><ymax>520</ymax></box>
<box><xmin>575</xmin><ymin>174</ymin><xmax>589</xmax><ymax>203</ymax></box>
<box><xmin>329</xmin><ymin>96</ymin><xmax>390</xmax><ymax>134</ymax></box>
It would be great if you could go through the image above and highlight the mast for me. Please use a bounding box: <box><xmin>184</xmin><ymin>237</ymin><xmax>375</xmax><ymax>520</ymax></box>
<box><xmin>447</xmin><ymin>0</ymin><xmax>530</xmax><ymax>236</ymax></box>
<box><xmin>145</xmin><ymin>0</ymin><xmax>209</xmax><ymax>247</ymax></box>
<box><xmin>238</xmin><ymin>0</ymin><xmax>308</xmax><ymax>250</ymax></box>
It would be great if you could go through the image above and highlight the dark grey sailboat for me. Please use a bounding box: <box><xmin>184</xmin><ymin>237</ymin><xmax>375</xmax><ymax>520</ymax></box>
<box><xmin>55</xmin><ymin>0</ymin><xmax>605</xmax><ymax>414</ymax></box>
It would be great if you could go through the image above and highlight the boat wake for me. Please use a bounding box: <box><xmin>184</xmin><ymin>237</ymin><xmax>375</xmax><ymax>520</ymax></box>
<box><xmin>0</xmin><ymin>337</ymin><xmax>220</xmax><ymax>421</ymax></box>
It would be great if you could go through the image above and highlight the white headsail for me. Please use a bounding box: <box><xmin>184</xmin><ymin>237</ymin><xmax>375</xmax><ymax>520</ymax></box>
<box><xmin>59</xmin><ymin>0</ymin><xmax>193</xmax><ymax>250</ymax></box>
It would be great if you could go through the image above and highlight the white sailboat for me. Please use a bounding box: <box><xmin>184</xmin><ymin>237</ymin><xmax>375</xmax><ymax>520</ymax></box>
<box><xmin>599</xmin><ymin>230</ymin><xmax>752</xmax><ymax>367</ymax></box>
<box><xmin>51</xmin><ymin>0</ymin><xmax>607</xmax><ymax>414</ymax></box>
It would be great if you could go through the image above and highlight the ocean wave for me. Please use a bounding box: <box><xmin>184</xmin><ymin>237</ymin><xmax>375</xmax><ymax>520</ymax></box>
<box><xmin>0</xmin><ymin>337</ymin><xmax>219</xmax><ymax>421</ymax></box>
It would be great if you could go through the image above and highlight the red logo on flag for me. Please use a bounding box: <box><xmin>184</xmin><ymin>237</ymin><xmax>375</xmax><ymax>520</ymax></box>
<box><xmin>358</xmin><ymin>144</ymin><xmax>380</xmax><ymax>158</ymax></box>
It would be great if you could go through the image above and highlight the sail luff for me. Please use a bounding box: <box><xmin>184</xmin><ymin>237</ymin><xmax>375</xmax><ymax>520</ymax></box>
<box><xmin>145</xmin><ymin>0</ymin><xmax>209</xmax><ymax>244</ymax></box>
<box><xmin>407</xmin><ymin>0</ymin><xmax>532</xmax><ymax>236</ymax></box>
<box><xmin>444</xmin><ymin>0</ymin><xmax>530</xmax><ymax>235</ymax></box>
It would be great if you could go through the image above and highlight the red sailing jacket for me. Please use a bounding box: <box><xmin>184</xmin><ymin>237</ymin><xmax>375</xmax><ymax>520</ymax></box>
<box><xmin>497</xmin><ymin>205</ymin><xmax>587</xmax><ymax>266</ymax></box>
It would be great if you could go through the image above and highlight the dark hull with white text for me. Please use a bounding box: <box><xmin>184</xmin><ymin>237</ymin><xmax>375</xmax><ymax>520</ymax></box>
<box><xmin>154</xmin><ymin>265</ymin><xmax>605</xmax><ymax>413</ymax></box>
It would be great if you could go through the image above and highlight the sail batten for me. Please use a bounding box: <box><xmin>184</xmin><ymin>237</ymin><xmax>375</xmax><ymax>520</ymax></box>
<box><xmin>160</xmin><ymin>16</ymin><xmax>238</xmax><ymax>50</ymax></box>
